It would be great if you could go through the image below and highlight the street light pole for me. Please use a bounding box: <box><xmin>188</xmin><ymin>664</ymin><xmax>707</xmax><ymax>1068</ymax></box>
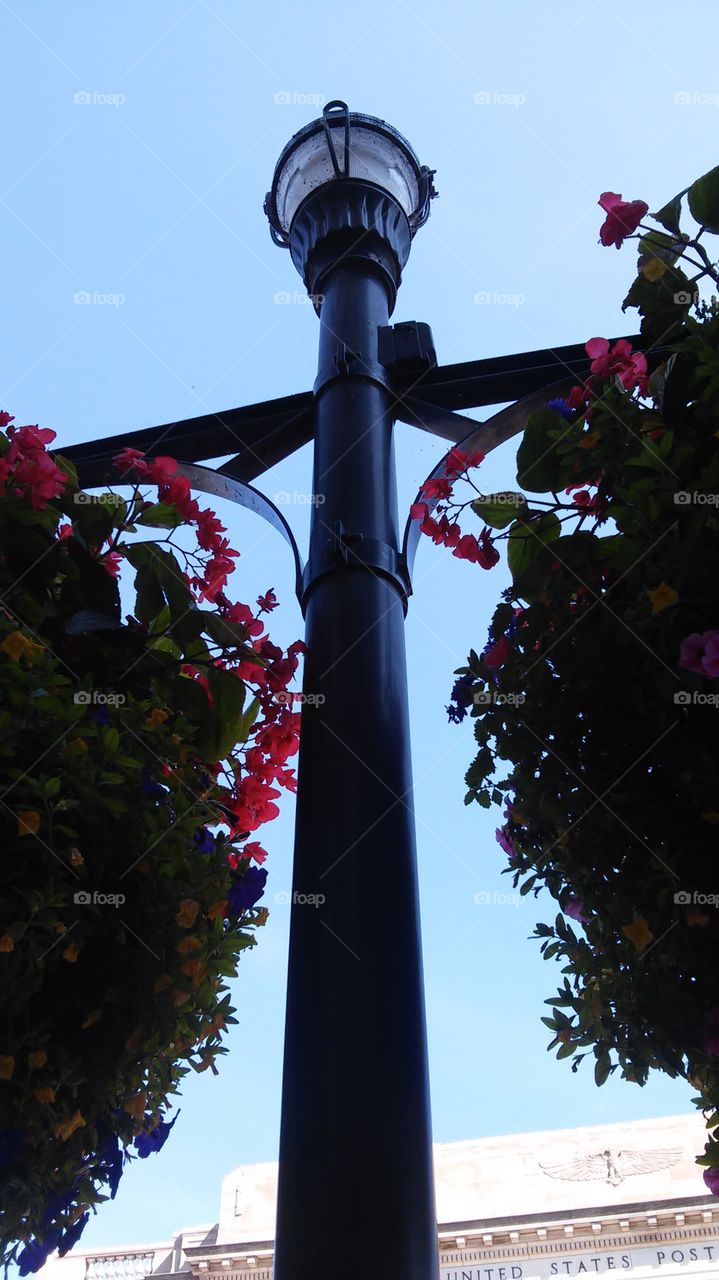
<box><xmin>266</xmin><ymin>105</ymin><xmax>440</xmax><ymax>1280</ymax></box>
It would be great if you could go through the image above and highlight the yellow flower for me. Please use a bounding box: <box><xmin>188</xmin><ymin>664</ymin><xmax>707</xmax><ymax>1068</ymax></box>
<box><xmin>145</xmin><ymin>708</ymin><xmax>169</xmax><ymax>730</ymax></box>
<box><xmin>54</xmin><ymin>1110</ymin><xmax>85</xmax><ymax>1141</ymax></box>
<box><xmin>176</xmin><ymin>898</ymin><xmax>200</xmax><ymax>928</ymax></box>
<box><xmin>0</xmin><ymin>631</ymin><xmax>42</xmax><ymax>663</ymax></box>
<box><xmin>124</xmin><ymin>1091</ymin><xmax>146</xmax><ymax>1120</ymax></box>
<box><xmin>81</xmin><ymin>1009</ymin><xmax>102</xmax><ymax>1029</ymax></box>
<box><xmin>34</xmin><ymin>1087</ymin><xmax>56</xmax><ymax>1104</ymax></box>
<box><xmin>28</xmin><ymin>1050</ymin><xmax>48</xmax><ymax>1069</ymax></box>
<box><xmin>686</xmin><ymin>908</ymin><xmax>710</xmax><ymax>927</ymax></box>
<box><xmin>62</xmin><ymin>940</ymin><xmax>80</xmax><ymax>963</ymax></box>
<box><xmin>64</xmin><ymin>737</ymin><xmax>88</xmax><ymax>753</ymax></box>
<box><xmin>0</xmin><ymin>935</ymin><xmax>14</xmax><ymax>952</ymax></box>
<box><xmin>176</xmin><ymin>935</ymin><xmax>201</xmax><ymax>954</ymax></box>
<box><xmin>17</xmin><ymin>810</ymin><xmax>40</xmax><ymax>837</ymax></box>
<box><xmin>578</xmin><ymin>431</ymin><xmax>600</xmax><ymax>450</ymax></box>
<box><xmin>642</xmin><ymin>257</ymin><xmax>667</xmax><ymax>282</ymax></box>
<box><xmin>623</xmin><ymin>916</ymin><xmax>653</xmax><ymax>951</ymax></box>
<box><xmin>0</xmin><ymin>1055</ymin><xmax>15</xmax><ymax>1080</ymax></box>
<box><xmin>647</xmin><ymin>583</ymin><xmax>678</xmax><ymax>613</ymax></box>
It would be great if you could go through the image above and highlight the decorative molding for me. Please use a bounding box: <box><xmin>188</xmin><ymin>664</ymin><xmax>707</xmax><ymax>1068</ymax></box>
<box><xmin>539</xmin><ymin>1151</ymin><xmax>683</xmax><ymax>1188</ymax></box>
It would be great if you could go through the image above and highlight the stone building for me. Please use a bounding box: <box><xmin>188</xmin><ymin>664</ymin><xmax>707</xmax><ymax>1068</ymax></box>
<box><xmin>40</xmin><ymin>1114</ymin><xmax>718</xmax><ymax>1280</ymax></box>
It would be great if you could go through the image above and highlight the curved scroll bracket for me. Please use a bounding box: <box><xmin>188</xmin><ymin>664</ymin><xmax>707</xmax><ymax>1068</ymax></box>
<box><xmin>401</xmin><ymin>377</ymin><xmax>575</xmax><ymax>583</ymax></box>
<box><xmin>73</xmin><ymin>458</ymin><xmax>305</xmax><ymax>605</ymax></box>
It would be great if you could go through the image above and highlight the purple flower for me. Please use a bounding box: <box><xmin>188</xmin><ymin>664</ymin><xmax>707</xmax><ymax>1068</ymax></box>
<box><xmin>704</xmin><ymin>1168</ymin><xmax>719</xmax><ymax>1196</ymax></box>
<box><xmin>141</xmin><ymin>768</ymin><xmax>167</xmax><ymax>801</ymax></box>
<box><xmin>134</xmin><ymin>1111</ymin><xmax>180</xmax><ymax>1159</ymax></box>
<box><xmin>548</xmin><ymin>398</ymin><xmax>574</xmax><ymax>421</ymax></box>
<box><xmin>678</xmin><ymin>630</ymin><xmax>719</xmax><ymax>678</ymax></box>
<box><xmin>228</xmin><ymin>866</ymin><xmax>268</xmax><ymax>913</ymax></box>
<box><xmin>58</xmin><ymin>1212</ymin><xmax>90</xmax><ymax>1257</ymax></box>
<box><xmin>496</xmin><ymin>825</ymin><xmax>514</xmax><ymax>858</ymax></box>
<box><xmin>17</xmin><ymin>1232</ymin><xmax>60</xmax><ymax>1276</ymax></box>
<box><xmin>193</xmin><ymin>827</ymin><xmax>215</xmax><ymax>854</ymax></box>
<box><xmin>93</xmin><ymin>705</ymin><xmax>110</xmax><ymax>726</ymax></box>
<box><xmin>97</xmin><ymin>1131</ymin><xmax>123</xmax><ymax>1199</ymax></box>
<box><xmin>564</xmin><ymin>895</ymin><xmax>588</xmax><ymax>923</ymax></box>
<box><xmin>704</xmin><ymin>1008</ymin><xmax>719</xmax><ymax>1056</ymax></box>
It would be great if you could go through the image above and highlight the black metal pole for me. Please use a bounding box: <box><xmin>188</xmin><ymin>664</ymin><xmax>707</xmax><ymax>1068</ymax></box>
<box><xmin>272</xmin><ymin>185</ymin><xmax>439</xmax><ymax>1280</ymax></box>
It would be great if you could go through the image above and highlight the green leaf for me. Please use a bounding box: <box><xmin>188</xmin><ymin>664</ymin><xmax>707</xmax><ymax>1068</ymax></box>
<box><xmin>206</xmin><ymin>667</ymin><xmax>247</xmax><ymax>762</ymax></box>
<box><xmin>688</xmin><ymin>165</ymin><xmax>719</xmax><ymax>233</ymax></box>
<box><xmin>136</xmin><ymin>503</ymin><xmax>184</xmax><ymax>529</ymax></box>
<box><xmin>135</xmin><ymin>562</ymin><xmax>165</xmax><ymax>624</ymax></box>
<box><xmin>594</xmin><ymin>1051</ymin><xmax>611</xmax><ymax>1086</ymax></box>
<box><xmin>471</xmin><ymin>491</ymin><xmax>528</xmax><ymax>529</ymax></box>
<box><xmin>651</xmin><ymin>192</ymin><xmax>685</xmax><ymax>236</ymax></box>
<box><xmin>507</xmin><ymin>512</ymin><xmax>561</xmax><ymax>584</ymax></box>
<box><xmin>517</xmin><ymin>409</ymin><xmax>569</xmax><ymax>493</ymax></box>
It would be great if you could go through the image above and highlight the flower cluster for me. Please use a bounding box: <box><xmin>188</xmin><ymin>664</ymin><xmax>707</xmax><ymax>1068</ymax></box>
<box><xmin>410</xmin><ymin>447</ymin><xmax>500</xmax><ymax>566</ymax></box>
<box><xmin>0</xmin><ymin>414</ymin><xmax>68</xmax><ymax>510</ymax></box>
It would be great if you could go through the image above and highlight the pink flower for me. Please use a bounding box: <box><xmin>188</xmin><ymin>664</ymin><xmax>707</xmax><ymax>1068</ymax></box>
<box><xmin>564</xmin><ymin>896</ymin><xmax>588</xmax><ymax>923</ymax></box>
<box><xmin>484</xmin><ymin>635</ymin><xmax>510</xmax><ymax>669</ymax></box>
<box><xmin>114</xmin><ymin>446</ymin><xmax>149</xmax><ymax>476</ymax></box>
<box><xmin>585</xmin><ymin>337</ymin><xmax>648</xmax><ymax>395</ymax></box>
<box><xmin>598</xmin><ymin>191</ymin><xmax>648</xmax><ymax>249</ymax></box>
<box><xmin>679</xmin><ymin>630</ymin><xmax>719</xmax><ymax>678</ymax></box>
<box><xmin>496</xmin><ymin>825</ymin><xmax>514</xmax><ymax>858</ymax></box>
<box><xmin>103</xmin><ymin>551</ymin><xmax>123</xmax><ymax>578</ymax></box>
<box><xmin>704</xmin><ymin>1008</ymin><xmax>719</xmax><ymax>1057</ymax></box>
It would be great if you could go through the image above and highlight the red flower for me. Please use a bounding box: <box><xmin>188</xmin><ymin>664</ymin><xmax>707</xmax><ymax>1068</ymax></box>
<box><xmin>243</xmin><ymin>841</ymin><xmax>268</xmax><ymax>864</ymax></box>
<box><xmin>419</xmin><ymin>476</ymin><xmax>452</xmax><ymax>501</ymax></box>
<box><xmin>257</xmin><ymin>589</ymin><xmax>279</xmax><ymax>613</ymax></box>
<box><xmin>114</xmin><ymin>446</ymin><xmax>149</xmax><ymax>477</ymax></box>
<box><xmin>484</xmin><ymin>634</ymin><xmax>510</xmax><ymax>668</ymax></box>
<box><xmin>226</xmin><ymin>601</ymin><xmax>264</xmax><ymax>638</ymax></box>
<box><xmin>103</xmin><ymin>551</ymin><xmax>123</xmax><ymax>578</ymax></box>
<box><xmin>585</xmin><ymin>337</ymin><xmax>648</xmax><ymax>395</ymax></box>
<box><xmin>444</xmin><ymin>447</ymin><xmax>484</xmax><ymax>479</ymax></box>
<box><xmin>598</xmin><ymin>191</ymin><xmax>648</xmax><ymax>249</ymax></box>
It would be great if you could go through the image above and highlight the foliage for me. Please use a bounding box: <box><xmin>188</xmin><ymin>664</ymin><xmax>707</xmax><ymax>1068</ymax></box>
<box><xmin>0</xmin><ymin>423</ymin><xmax>302</xmax><ymax>1269</ymax></box>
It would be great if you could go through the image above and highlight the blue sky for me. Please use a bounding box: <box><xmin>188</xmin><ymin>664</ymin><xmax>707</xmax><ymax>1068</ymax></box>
<box><xmin>2</xmin><ymin>0</ymin><xmax>718</xmax><ymax>1251</ymax></box>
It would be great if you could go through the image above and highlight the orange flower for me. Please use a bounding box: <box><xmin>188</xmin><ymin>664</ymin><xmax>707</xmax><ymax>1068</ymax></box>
<box><xmin>255</xmin><ymin>908</ymin><xmax>269</xmax><ymax>927</ymax></box>
<box><xmin>176</xmin><ymin>899</ymin><xmax>200</xmax><ymax>928</ymax></box>
<box><xmin>176</xmin><ymin>936</ymin><xmax>202</xmax><ymax>954</ymax></box>
<box><xmin>623</xmin><ymin>916</ymin><xmax>653</xmax><ymax>951</ymax></box>
<box><xmin>17</xmin><ymin>810</ymin><xmax>40</xmax><ymax>836</ymax></box>
<box><xmin>145</xmin><ymin>708</ymin><xmax>169</xmax><ymax>730</ymax></box>
<box><xmin>28</xmin><ymin>1050</ymin><xmax>48</xmax><ymax>1069</ymax></box>
<box><xmin>0</xmin><ymin>1055</ymin><xmax>15</xmax><ymax>1080</ymax></box>
<box><xmin>153</xmin><ymin>974</ymin><xmax>172</xmax><ymax>994</ymax></box>
<box><xmin>124</xmin><ymin>1091</ymin><xmax>146</xmax><ymax>1120</ymax></box>
<box><xmin>0</xmin><ymin>935</ymin><xmax>14</xmax><ymax>952</ymax></box>
<box><xmin>81</xmin><ymin>1009</ymin><xmax>102</xmax><ymax>1029</ymax></box>
<box><xmin>686</xmin><ymin>908</ymin><xmax>710</xmax><ymax>927</ymax></box>
<box><xmin>647</xmin><ymin>583</ymin><xmax>678</xmax><ymax>614</ymax></box>
<box><xmin>54</xmin><ymin>1110</ymin><xmax>85</xmax><ymax>1141</ymax></box>
<box><xmin>206</xmin><ymin>900</ymin><xmax>226</xmax><ymax>921</ymax></box>
<box><xmin>64</xmin><ymin>737</ymin><xmax>88</xmax><ymax>753</ymax></box>
<box><xmin>172</xmin><ymin>989</ymin><xmax>191</xmax><ymax>1007</ymax></box>
<box><xmin>180</xmin><ymin>958</ymin><xmax>206</xmax><ymax>987</ymax></box>
<box><xmin>69</xmin><ymin>847</ymin><xmax>84</xmax><ymax>866</ymax></box>
<box><xmin>0</xmin><ymin>631</ymin><xmax>43</xmax><ymax>663</ymax></box>
<box><xmin>63</xmin><ymin>940</ymin><xmax>80</xmax><ymax>963</ymax></box>
<box><xmin>34</xmin><ymin>1087</ymin><xmax>55</xmax><ymax>1104</ymax></box>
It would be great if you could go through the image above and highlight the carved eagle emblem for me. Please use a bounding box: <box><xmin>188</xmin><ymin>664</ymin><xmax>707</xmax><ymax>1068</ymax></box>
<box><xmin>539</xmin><ymin>1148</ymin><xmax>682</xmax><ymax>1186</ymax></box>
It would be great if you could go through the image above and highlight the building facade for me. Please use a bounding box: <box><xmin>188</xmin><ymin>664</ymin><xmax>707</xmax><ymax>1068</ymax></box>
<box><xmin>41</xmin><ymin>1114</ymin><xmax>718</xmax><ymax>1280</ymax></box>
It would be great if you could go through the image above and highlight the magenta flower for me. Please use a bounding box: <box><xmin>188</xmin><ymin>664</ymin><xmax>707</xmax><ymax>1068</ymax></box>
<box><xmin>679</xmin><ymin>630</ymin><xmax>719</xmax><ymax>678</ymax></box>
<box><xmin>564</xmin><ymin>895</ymin><xmax>588</xmax><ymax>923</ymax></box>
<box><xmin>704</xmin><ymin>1168</ymin><xmax>719</xmax><ymax>1196</ymax></box>
<box><xmin>495</xmin><ymin>825</ymin><xmax>514</xmax><ymax>858</ymax></box>
<box><xmin>703</xmin><ymin>1008</ymin><xmax>719</xmax><ymax>1056</ymax></box>
<box><xmin>598</xmin><ymin>191</ymin><xmax>648</xmax><ymax>248</ymax></box>
<box><xmin>585</xmin><ymin>337</ymin><xmax>648</xmax><ymax>395</ymax></box>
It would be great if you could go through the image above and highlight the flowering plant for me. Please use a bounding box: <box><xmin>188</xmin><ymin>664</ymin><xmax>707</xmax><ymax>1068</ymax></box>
<box><xmin>0</xmin><ymin>422</ymin><xmax>301</xmax><ymax>1269</ymax></box>
<box><xmin>417</xmin><ymin>167</ymin><xmax>719</xmax><ymax>1186</ymax></box>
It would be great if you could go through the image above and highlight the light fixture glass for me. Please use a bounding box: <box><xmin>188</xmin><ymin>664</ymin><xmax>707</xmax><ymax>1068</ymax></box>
<box><xmin>265</xmin><ymin>100</ymin><xmax>435</xmax><ymax>246</ymax></box>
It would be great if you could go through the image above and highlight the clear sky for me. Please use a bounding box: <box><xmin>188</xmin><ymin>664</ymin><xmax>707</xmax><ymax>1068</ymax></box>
<box><xmin>2</xmin><ymin>0</ymin><xmax>718</xmax><ymax>1252</ymax></box>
